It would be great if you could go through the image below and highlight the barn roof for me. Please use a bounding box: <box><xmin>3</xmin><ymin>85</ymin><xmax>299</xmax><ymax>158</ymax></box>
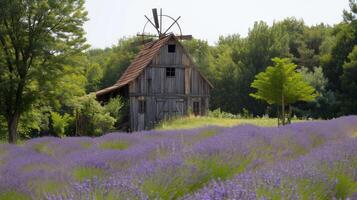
<box><xmin>96</xmin><ymin>34</ymin><xmax>213</xmax><ymax>96</ymax></box>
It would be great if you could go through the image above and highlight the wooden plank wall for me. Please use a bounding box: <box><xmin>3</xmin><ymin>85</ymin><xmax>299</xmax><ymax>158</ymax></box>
<box><xmin>129</xmin><ymin>38</ymin><xmax>211</xmax><ymax>131</ymax></box>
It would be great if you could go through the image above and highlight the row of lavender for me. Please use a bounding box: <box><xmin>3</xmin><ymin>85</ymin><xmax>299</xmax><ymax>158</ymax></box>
<box><xmin>0</xmin><ymin>116</ymin><xmax>356</xmax><ymax>199</ymax></box>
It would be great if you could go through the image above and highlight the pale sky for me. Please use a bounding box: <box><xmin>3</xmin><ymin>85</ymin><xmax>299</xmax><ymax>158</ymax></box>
<box><xmin>84</xmin><ymin>0</ymin><xmax>350</xmax><ymax>49</ymax></box>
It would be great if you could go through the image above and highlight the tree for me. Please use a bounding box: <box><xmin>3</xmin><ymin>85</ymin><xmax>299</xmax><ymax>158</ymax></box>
<box><xmin>323</xmin><ymin>0</ymin><xmax>357</xmax><ymax>92</ymax></box>
<box><xmin>294</xmin><ymin>67</ymin><xmax>339</xmax><ymax>119</ymax></box>
<box><xmin>0</xmin><ymin>0</ymin><xmax>88</xmax><ymax>143</ymax></box>
<box><xmin>250</xmin><ymin>58</ymin><xmax>317</xmax><ymax>125</ymax></box>
<box><xmin>341</xmin><ymin>46</ymin><xmax>357</xmax><ymax>113</ymax></box>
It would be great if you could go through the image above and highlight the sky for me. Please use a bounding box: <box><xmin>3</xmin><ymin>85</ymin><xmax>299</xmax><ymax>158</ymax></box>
<box><xmin>84</xmin><ymin>0</ymin><xmax>350</xmax><ymax>49</ymax></box>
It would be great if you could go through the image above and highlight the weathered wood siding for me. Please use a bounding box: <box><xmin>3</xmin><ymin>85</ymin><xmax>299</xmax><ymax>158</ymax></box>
<box><xmin>129</xmin><ymin>38</ymin><xmax>211</xmax><ymax>131</ymax></box>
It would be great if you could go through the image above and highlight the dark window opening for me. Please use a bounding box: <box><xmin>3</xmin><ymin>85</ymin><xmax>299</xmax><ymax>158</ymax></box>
<box><xmin>193</xmin><ymin>102</ymin><xmax>200</xmax><ymax>116</ymax></box>
<box><xmin>139</xmin><ymin>100</ymin><xmax>146</xmax><ymax>114</ymax></box>
<box><xmin>166</xmin><ymin>67</ymin><xmax>175</xmax><ymax>77</ymax></box>
<box><xmin>147</xmin><ymin>78</ymin><xmax>152</xmax><ymax>93</ymax></box>
<box><xmin>168</xmin><ymin>44</ymin><xmax>176</xmax><ymax>53</ymax></box>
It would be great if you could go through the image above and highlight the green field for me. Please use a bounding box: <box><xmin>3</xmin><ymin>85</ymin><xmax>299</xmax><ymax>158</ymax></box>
<box><xmin>155</xmin><ymin>116</ymin><xmax>305</xmax><ymax>130</ymax></box>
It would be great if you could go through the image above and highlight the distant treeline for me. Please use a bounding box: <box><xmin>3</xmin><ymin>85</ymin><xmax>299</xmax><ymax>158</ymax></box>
<box><xmin>0</xmin><ymin>0</ymin><xmax>356</xmax><ymax>140</ymax></box>
<box><xmin>86</xmin><ymin>7</ymin><xmax>356</xmax><ymax>119</ymax></box>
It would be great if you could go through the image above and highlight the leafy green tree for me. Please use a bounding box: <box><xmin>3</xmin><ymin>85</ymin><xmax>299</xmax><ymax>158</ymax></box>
<box><xmin>0</xmin><ymin>0</ymin><xmax>88</xmax><ymax>143</ymax></box>
<box><xmin>299</xmin><ymin>66</ymin><xmax>328</xmax><ymax>92</ymax></box>
<box><xmin>99</xmin><ymin>37</ymin><xmax>141</xmax><ymax>89</ymax></box>
<box><xmin>341</xmin><ymin>46</ymin><xmax>357</xmax><ymax>113</ymax></box>
<box><xmin>323</xmin><ymin>0</ymin><xmax>357</xmax><ymax>92</ymax></box>
<box><xmin>250</xmin><ymin>58</ymin><xmax>317</xmax><ymax>125</ymax></box>
<box><xmin>294</xmin><ymin>67</ymin><xmax>339</xmax><ymax>119</ymax></box>
<box><xmin>182</xmin><ymin>38</ymin><xmax>214</xmax><ymax>78</ymax></box>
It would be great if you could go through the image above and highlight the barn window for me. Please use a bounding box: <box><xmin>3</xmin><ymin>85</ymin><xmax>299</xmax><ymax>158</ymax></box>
<box><xmin>166</xmin><ymin>67</ymin><xmax>175</xmax><ymax>77</ymax></box>
<box><xmin>138</xmin><ymin>100</ymin><xmax>146</xmax><ymax>114</ymax></box>
<box><xmin>168</xmin><ymin>44</ymin><xmax>176</xmax><ymax>53</ymax></box>
<box><xmin>193</xmin><ymin>102</ymin><xmax>200</xmax><ymax>116</ymax></box>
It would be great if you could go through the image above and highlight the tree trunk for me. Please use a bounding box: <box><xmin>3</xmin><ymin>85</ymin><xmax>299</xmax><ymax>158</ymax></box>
<box><xmin>277</xmin><ymin>105</ymin><xmax>281</xmax><ymax>126</ymax></box>
<box><xmin>287</xmin><ymin>105</ymin><xmax>292</xmax><ymax>124</ymax></box>
<box><xmin>7</xmin><ymin>112</ymin><xmax>20</xmax><ymax>143</ymax></box>
<box><xmin>281</xmin><ymin>94</ymin><xmax>285</xmax><ymax>125</ymax></box>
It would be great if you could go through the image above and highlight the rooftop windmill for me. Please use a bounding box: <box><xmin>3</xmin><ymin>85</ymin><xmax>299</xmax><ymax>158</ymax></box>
<box><xmin>137</xmin><ymin>8</ymin><xmax>193</xmax><ymax>42</ymax></box>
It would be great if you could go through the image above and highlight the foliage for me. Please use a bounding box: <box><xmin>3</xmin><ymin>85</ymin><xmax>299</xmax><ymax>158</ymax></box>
<box><xmin>250</xmin><ymin>58</ymin><xmax>317</xmax><ymax>125</ymax></box>
<box><xmin>294</xmin><ymin>66</ymin><xmax>339</xmax><ymax>119</ymax></box>
<box><xmin>103</xmin><ymin>97</ymin><xmax>125</xmax><ymax>129</ymax></box>
<box><xmin>208</xmin><ymin>108</ymin><xmax>240</xmax><ymax>119</ymax></box>
<box><xmin>50</xmin><ymin>112</ymin><xmax>72</xmax><ymax>137</ymax></box>
<box><xmin>341</xmin><ymin>46</ymin><xmax>357</xmax><ymax>113</ymax></box>
<box><xmin>299</xmin><ymin>66</ymin><xmax>328</xmax><ymax>92</ymax></box>
<box><xmin>74</xmin><ymin>94</ymin><xmax>116</xmax><ymax>136</ymax></box>
<box><xmin>322</xmin><ymin>0</ymin><xmax>357</xmax><ymax>92</ymax></box>
<box><xmin>0</xmin><ymin>0</ymin><xmax>88</xmax><ymax>143</ymax></box>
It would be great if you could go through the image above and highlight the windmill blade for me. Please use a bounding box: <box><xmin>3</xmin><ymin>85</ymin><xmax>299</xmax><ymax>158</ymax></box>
<box><xmin>176</xmin><ymin>35</ymin><xmax>193</xmax><ymax>40</ymax></box>
<box><xmin>163</xmin><ymin>16</ymin><xmax>181</xmax><ymax>35</ymax></box>
<box><xmin>145</xmin><ymin>15</ymin><xmax>160</xmax><ymax>35</ymax></box>
<box><xmin>152</xmin><ymin>8</ymin><xmax>160</xmax><ymax>29</ymax></box>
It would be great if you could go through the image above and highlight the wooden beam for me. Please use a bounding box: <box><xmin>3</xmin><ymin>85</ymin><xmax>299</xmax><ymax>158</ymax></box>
<box><xmin>149</xmin><ymin>64</ymin><xmax>185</xmax><ymax>68</ymax></box>
<box><xmin>129</xmin><ymin>93</ymin><xmax>210</xmax><ymax>98</ymax></box>
<box><xmin>176</xmin><ymin>35</ymin><xmax>193</xmax><ymax>40</ymax></box>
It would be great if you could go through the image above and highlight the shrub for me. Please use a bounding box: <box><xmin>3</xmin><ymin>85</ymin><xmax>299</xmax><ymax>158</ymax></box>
<box><xmin>50</xmin><ymin>112</ymin><xmax>72</xmax><ymax>137</ymax></box>
<box><xmin>74</xmin><ymin>94</ymin><xmax>116</xmax><ymax>136</ymax></box>
<box><xmin>208</xmin><ymin>108</ymin><xmax>239</xmax><ymax>119</ymax></box>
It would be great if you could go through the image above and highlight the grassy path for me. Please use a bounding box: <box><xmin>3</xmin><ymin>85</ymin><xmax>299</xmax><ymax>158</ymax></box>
<box><xmin>156</xmin><ymin>116</ymin><xmax>304</xmax><ymax>130</ymax></box>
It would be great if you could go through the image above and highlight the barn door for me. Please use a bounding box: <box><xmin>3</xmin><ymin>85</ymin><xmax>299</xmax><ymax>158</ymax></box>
<box><xmin>156</xmin><ymin>99</ymin><xmax>169</xmax><ymax>121</ymax></box>
<box><xmin>137</xmin><ymin>99</ymin><xmax>146</xmax><ymax>131</ymax></box>
<box><xmin>156</xmin><ymin>98</ymin><xmax>185</xmax><ymax>121</ymax></box>
<box><xmin>170</xmin><ymin>99</ymin><xmax>184</xmax><ymax>117</ymax></box>
<box><xmin>193</xmin><ymin>101</ymin><xmax>200</xmax><ymax>116</ymax></box>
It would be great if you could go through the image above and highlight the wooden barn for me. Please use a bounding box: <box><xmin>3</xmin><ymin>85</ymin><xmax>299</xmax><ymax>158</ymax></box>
<box><xmin>96</xmin><ymin>10</ymin><xmax>213</xmax><ymax>131</ymax></box>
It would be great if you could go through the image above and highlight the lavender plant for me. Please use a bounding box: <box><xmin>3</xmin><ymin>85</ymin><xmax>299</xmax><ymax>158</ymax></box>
<box><xmin>0</xmin><ymin>116</ymin><xmax>356</xmax><ymax>200</ymax></box>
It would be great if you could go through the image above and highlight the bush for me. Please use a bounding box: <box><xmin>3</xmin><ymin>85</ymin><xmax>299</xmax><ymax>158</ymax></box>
<box><xmin>208</xmin><ymin>108</ymin><xmax>240</xmax><ymax>119</ymax></box>
<box><xmin>74</xmin><ymin>94</ymin><xmax>116</xmax><ymax>136</ymax></box>
<box><xmin>50</xmin><ymin>112</ymin><xmax>72</xmax><ymax>137</ymax></box>
<box><xmin>104</xmin><ymin>97</ymin><xmax>125</xmax><ymax>129</ymax></box>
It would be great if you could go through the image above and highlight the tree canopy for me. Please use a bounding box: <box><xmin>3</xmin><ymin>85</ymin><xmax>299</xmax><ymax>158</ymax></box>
<box><xmin>250</xmin><ymin>58</ymin><xmax>317</xmax><ymax>125</ymax></box>
<box><xmin>0</xmin><ymin>0</ymin><xmax>88</xmax><ymax>143</ymax></box>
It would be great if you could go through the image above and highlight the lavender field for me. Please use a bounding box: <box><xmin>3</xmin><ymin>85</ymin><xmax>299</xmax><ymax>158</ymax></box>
<box><xmin>0</xmin><ymin>117</ymin><xmax>357</xmax><ymax>200</ymax></box>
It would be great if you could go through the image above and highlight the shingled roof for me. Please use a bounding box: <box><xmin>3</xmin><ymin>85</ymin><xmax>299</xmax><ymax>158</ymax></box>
<box><xmin>96</xmin><ymin>34</ymin><xmax>212</xmax><ymax>96</ymax></box>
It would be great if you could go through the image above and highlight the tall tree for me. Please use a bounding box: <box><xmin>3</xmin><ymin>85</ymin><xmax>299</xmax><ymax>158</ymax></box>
<box><xmin>323</xmin><ymin>0</ymin><xmax>357</xmax><ymax>92</ymax></box>
<box><xmin>250</xmin><ymin>58</ymin><xmax>317</xmax><ymax>125</ymax></box>
<box><xmin>341</xmin><ymin>46</ymin><xmax>357</xmax><ymax>113</ymax></box>
<box><xmin>0</xmin><ymin>0</ymin><xmax>88</xmax><ymax>143</ymax></box>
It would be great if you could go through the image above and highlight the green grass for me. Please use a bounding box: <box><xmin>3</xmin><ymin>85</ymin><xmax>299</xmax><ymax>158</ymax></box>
<box><xmin>72</xmin><ymin>167</ymin><xmax>106</xmax><ymax>182</ymax></box>
<box><xmin>0</xmin><ymin>191</ymin><xmax>31</xmax><ymax>200</ymax></box>
<box><xmin>98</xmin><ymin>140</ymin><xmax>130</xmax><ymax>150</ymax></box>
<box><xmin>142</xmin><ymin>155</ymin><xmax>252</xmax><ymax>199</ymax></box>
<box><xmin>352</xmin><ymin>131</ymin><xmax>357</xmax><ymax>137</ymax></box>
<box><xmin>33</xmin><ymin>142</ymin><xmax>53</xmax><ymax>155</ymax></box>
<box><xmin>22</xmin><ymin>163</ymin><xmax>53</xmax><ymax>172</ymax></box>
<box><xmin>80</xmin><ymin>141</ymin><xmax>93</xmax><ymax>149</ymax></box>
<box><xmin>29</xmin><ymin>180</ymin><xmax>67</xmax><ymax>198</ymax></box>
<box><xmin>156</xmin><ymin>116</ymin><xmax>303</xmax><ymax>130</ymax></box>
